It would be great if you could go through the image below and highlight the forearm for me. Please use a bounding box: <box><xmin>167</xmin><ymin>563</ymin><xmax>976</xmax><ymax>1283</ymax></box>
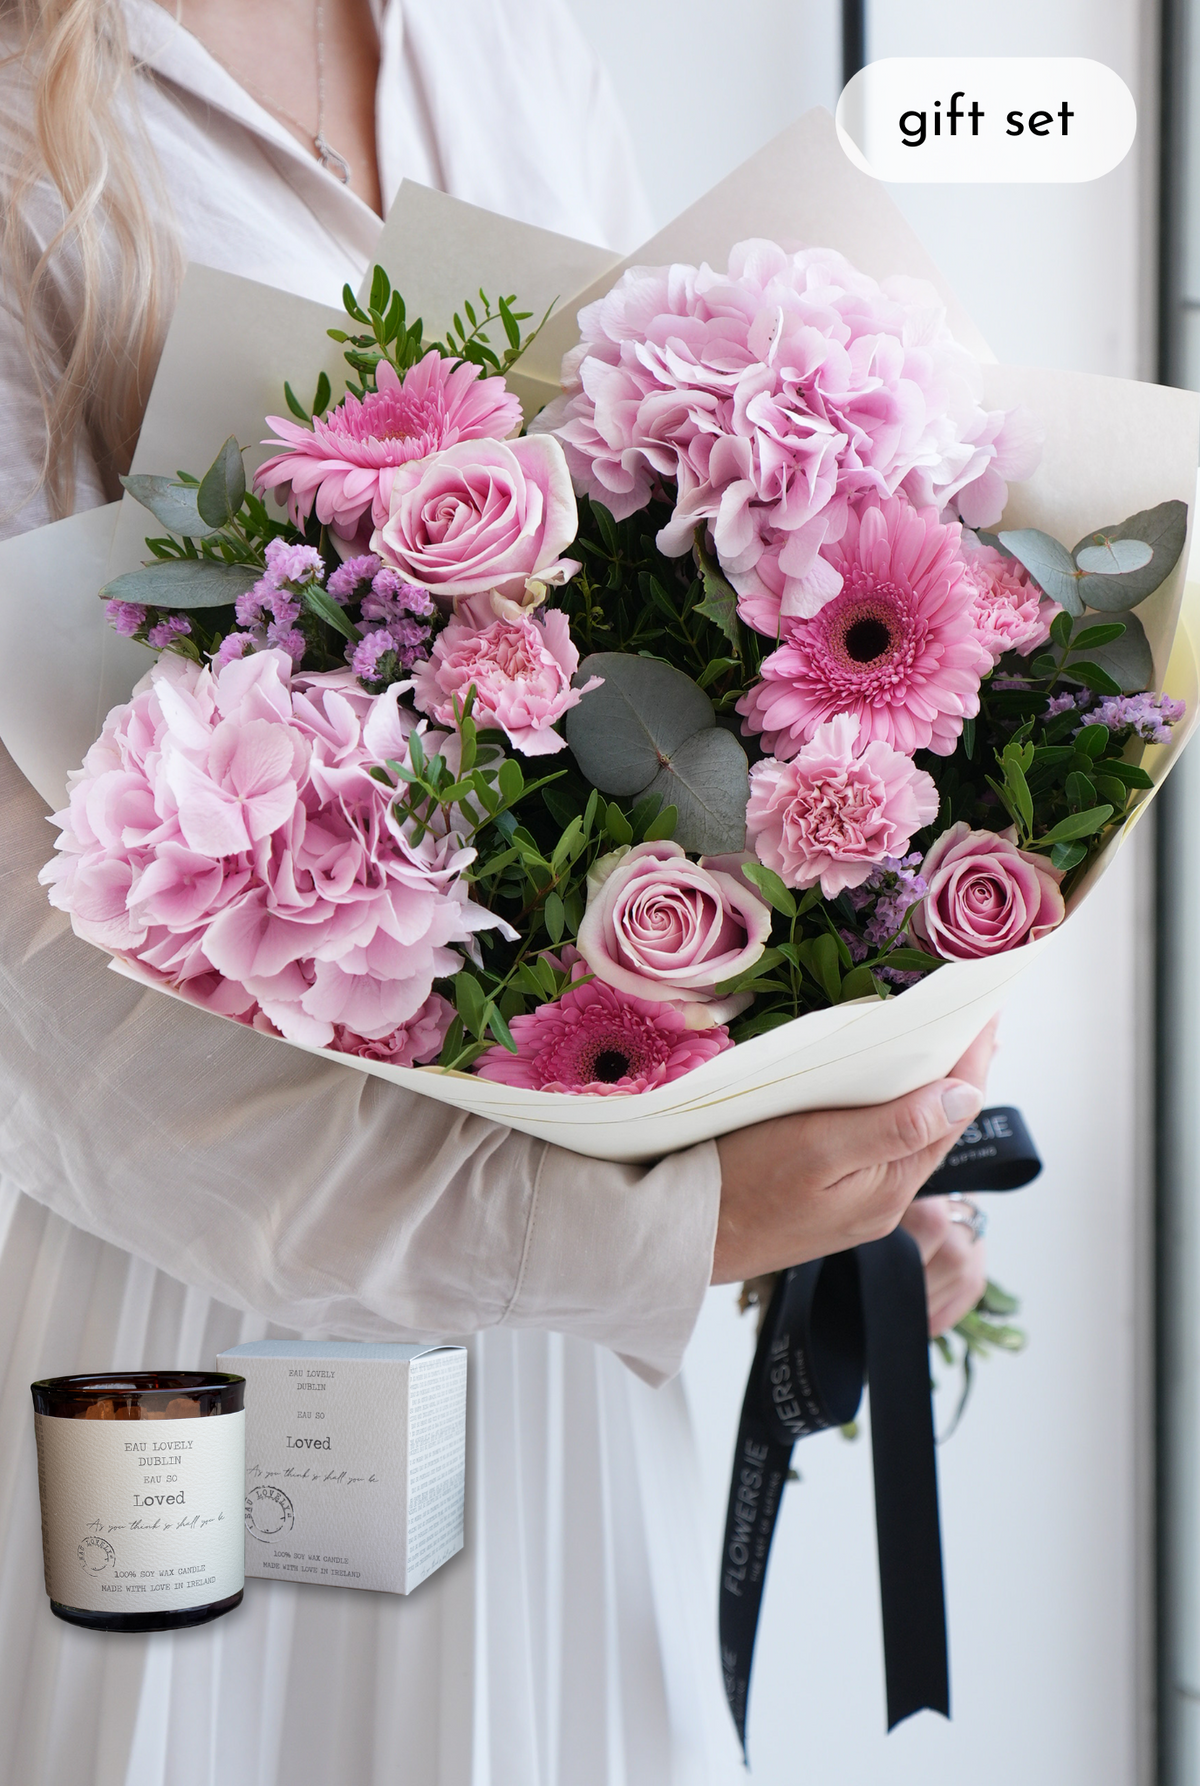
<box><xmin>0</xmin><ymin>744</ymin><xmax>719</xmax><ymax>1382</ymax></box>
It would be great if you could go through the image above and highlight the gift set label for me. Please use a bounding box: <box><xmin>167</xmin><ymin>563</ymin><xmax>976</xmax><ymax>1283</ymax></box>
<box><xmin>34</xmin><ymin>1410</ymin><xmax>245</xmax><ymax>1615</ymax></box>
<box><xmin>218</xmin><ymin>1341</ymin><xmax>466</xmax><ymax>1595</ymax></box>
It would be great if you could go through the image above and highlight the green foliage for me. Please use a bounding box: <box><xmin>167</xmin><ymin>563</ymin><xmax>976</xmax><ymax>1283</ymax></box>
<box><xmin>565</xmin><ymin>651</ymin><xmax>749</xmax><ymax>854</ymax></box>
<box><xmin>327</xmin><ymin>265</ymin><xmax>553</xmax><ymax>398</ymax></box>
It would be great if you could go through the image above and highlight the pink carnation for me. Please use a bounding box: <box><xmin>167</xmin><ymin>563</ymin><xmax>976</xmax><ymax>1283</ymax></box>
<box><xmin>535</xmin><ymin>239</ymin><xmax>1040</xmax><ymax>630</ymax></box>
<box><xmin>738</xmin><ymin>497</ymin><xmax>993</xmax><ymax>759</ymax></box>
<box><xmin>909</xmin><ymin>822</ymin><xmax>1066</xmax><ymax>960</ymax></box>
<box><xmin>330</xmin><ymin>992</ymin><xmax>456</xmax><ymax>1065</ymax></box>
<box><xmin>410</xmin><ymin>609</ymin><xmax>599</xmax><ymax>756</ymax></box>
<box><xmin>39</xmin><ymin>653</ymin><xmax>510</xmax><ymax>1046</ymax></box>
<box><xmin>961</xmin><ymin>535</ymin><xmax>1059</xmax><ymax>663</ymax></box>
<box><xmin>255</xmin><ymin>352</ymin><xmax>522</xmax><ymax>539</ymax></box>
<box><xmin>575</xmin><ymin>840</ymin><xmax>773</xmax><ymax>1022</ymax></box>
<box><xmin>372</xmin><ymin>434</ymin><xmax>579</xmax><ymax>604</ymax></box>
<box><xmin>746</xmin><ymin>714</ymin><xmax>939</xmax><ymax>897</ymax></box>
<box><xmin>473</xmin><ymin>959</ymin><xmax>733</xmax><ymax>1094</ymax></box>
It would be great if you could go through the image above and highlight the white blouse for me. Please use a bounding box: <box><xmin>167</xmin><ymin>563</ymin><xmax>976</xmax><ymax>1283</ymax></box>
<box><xmin>0</xmin><ymin>0</ymin><xmax>721</xmax><ymax>1388</ymax></box>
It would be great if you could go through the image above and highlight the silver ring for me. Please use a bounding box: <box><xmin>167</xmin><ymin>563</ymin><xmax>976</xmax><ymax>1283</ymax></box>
<box><xmin>946</xmin><ymin>1194</ymin><xmax>987</xmax><ymax>1244</ymax></box>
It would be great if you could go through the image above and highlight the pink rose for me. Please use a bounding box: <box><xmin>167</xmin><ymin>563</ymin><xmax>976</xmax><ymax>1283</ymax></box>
<box><xmin>372</xmin><ymin>434</ymin><xmax>579</xmax><ymax>603</ymax></box>
<box><xmin>575</xmin><ymin>840</ymin><xmax>773</xmax><ymax>1024</ymax></box>
<box><xmin>410</xmin><ymin>609</ymin><xmax>600</xmax><ymax>756</ymax></box>
<box><xmin>746</xmin><ymin>714</ymin><xmax>939</xmax><ymax>897</ymax></box>
<box><xmin>909</xmin><ymin>821</ymin><xmax>1066</xmax><ymax>960</ymax></box>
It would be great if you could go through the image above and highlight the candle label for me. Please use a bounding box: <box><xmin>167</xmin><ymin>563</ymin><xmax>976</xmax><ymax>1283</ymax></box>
<box><xmin>34</xmin><ymin>1412</ymin><xmax>245</xmax><ymax>1613</ymax></box>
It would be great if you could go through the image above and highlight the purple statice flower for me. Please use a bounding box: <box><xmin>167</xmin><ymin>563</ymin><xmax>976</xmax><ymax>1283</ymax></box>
<box><xmin>1044</xmin><ymin>690</ymin><xmax>1079</xmax><ymax>719</ymax></box>
<box><xmin>105</xmin><ymin>599</ymin><xmax>147</xmax><ymax>636</ymax></box>
<box><xmin>213</xmin><ymin>631</ymin><xmax>260</xmax><ymax>669</ymax></box>
<box><xmin>263</xmin><ymin>537</ymin><xmax>324</xmax><ymax>588</ymax></box>
<box><xmin>268</xmin><ymin>588</ymin><xmax>301</xmax><ymax>627</ymax></box>
<box><xmin>350</xmin><ymin>628</ymin><xmax>400</xmax><ymax>683</ymax></box>
<box><xmin>874</xmin><ymin>965</ymin><xmax>924</xmax><ymax>988</ymax></box>
<box><xmin>362</xmin><ymin>568</ymin><xmax>434</xmax><ymax>625</ymax></box>
<box><xmin>326</xmin><ymin>553</ymin><xmax>381</xmax><ymax>603</ymax></box>
<box><xmin>839</xmin><ymin>928</ymin><xmax>868</xmax><ymax>965</ymax></box>
<box><xmin>146</xmin><ymin>614</ymin><xmax>192</xmax><ymax>651</ymax></box>
<box><xmin>348</xmin><ymin>613</ymin><xmax>431</xmax><ymax>687</ymax></box>
<box><xmin>266</xmin><ymin>624</ymin><xmax>307</xmax><ymax>664</ymax></box>
<box><xmin>848</xmin><ymin>853</ymin><xmax>929</xmax><ymax>949</ymax></box>
<box><xmin>236</xmin><ymin>577</ymin><xmax>270</xmax><ymax>627</ymax></box>
<box><xmin>1087</xmin><ymin>691</ymin><xmax>1186</xmax><ymax>745</ymax></box>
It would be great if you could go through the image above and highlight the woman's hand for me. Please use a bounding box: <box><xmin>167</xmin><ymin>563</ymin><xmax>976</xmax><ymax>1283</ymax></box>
<box><xmin>900</xmin><ymin>1198</ymin><xmax>989</xmax><ymax>1335</ymax></box>
<box><xmin>711</xmin><ymin>1022</ymin><xmax>997</xmax><ymax>1285</ymax></box>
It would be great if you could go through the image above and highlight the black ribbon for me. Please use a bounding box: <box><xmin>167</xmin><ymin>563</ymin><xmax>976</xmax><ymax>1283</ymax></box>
<box><xmin>719</xmin><ymin>1105</ymin><xmax>1042</xmax><ymax>1760</ymax></box>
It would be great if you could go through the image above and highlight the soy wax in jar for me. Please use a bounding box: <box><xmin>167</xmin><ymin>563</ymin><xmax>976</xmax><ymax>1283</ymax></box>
<box><xmin>30</xmin><ymin>1372</ymin><xmax>246</xmax><ymax>1632</ymax></box>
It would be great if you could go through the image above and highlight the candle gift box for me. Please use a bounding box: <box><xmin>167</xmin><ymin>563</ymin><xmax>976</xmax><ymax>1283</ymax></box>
<box><xmin>217</xmin><ymin>1340</ymin><xmax>466</xmax><ymax>1596</ymax></box>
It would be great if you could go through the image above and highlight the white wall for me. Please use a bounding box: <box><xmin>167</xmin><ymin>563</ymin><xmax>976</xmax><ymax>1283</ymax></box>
<box><xmin>564</xmin><ymin>2</ymin><xmax>1158</xmax><ymax>1781</ymax></box>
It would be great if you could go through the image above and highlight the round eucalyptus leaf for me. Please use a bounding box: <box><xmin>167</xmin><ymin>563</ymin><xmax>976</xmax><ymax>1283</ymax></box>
<box><xmin>645</xmin><ymin>726</ymin><xmax>749</xmax><ymax>855</ymax></box>
<box><xmin>1071</xmin><ymin>499</ymin><xmax>1188</xmax><ymax>609</ymax></box>
<box><xmin>1074</xmin><ymin>538</ymin><xmax>1153</xmax><ymax>576</ymax></box>
<box><xmin>100</xmin><ymin>560</ymin><xmax>260</xmax><ymax>610</ymax></box>
<box><xmin>120</xmin><ymin>475</ymin><xmax>217</xmax><ymax>541</ymax></box>
<box><xmin>996</xmin><ymin>528</ymin><xmax>1083</xmax><ymax>614</ymax></box>
<box><xmin>565</xmin><ymin>653</ymin><xmax>715</xmax><ymax>796</ymax></box>
<box><xmin>1064</xmin><ymin>608</ymin><xmax>1153</xmax><ymax>693</ymax></box>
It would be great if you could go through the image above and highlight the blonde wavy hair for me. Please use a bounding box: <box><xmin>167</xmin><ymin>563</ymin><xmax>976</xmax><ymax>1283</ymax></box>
<box><xmin>1</xmin><ymin>0</ymin><xmax>180</xmax><ymax>518</ymax></box>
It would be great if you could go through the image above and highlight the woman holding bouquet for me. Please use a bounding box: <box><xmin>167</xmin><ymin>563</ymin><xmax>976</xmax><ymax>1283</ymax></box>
<box><xmin>0</xmin><ymin>1</ymin><xmax>992</xmax><ymax>1779</ymax></box>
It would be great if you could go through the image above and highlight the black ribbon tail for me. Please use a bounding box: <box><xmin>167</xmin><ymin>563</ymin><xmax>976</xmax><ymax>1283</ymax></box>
<box><xmin>858</xmin><ymin>1228</ymin><xmax>950</xmax><ymax>1728</ymax></box>
<box><xmin>717</xmin><ymin>1410</ymin><xmax>793</xmax><ymax>1761</ymax></box>
<box><xmin>718</xmin><ymin>1108</ymin><xmax>1039</xmax><ymax>1754</ymax></box>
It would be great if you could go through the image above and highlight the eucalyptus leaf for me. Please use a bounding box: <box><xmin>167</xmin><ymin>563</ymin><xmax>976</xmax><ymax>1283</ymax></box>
<box><xmin>120</xmin><ymin>475</ymin><xmax>217</xmax><ymax>541</ymax></box>
<box><xmin>645</xmin><ymin>727</ymin><xmax>749</xmax><ymax>854</ymax></box>
<box><xmin>1065</xmin><ymin>609</ymin><xmax>1152</xmax><ymax>693</ymax></box>
<box><xmin>565</xmin><ymin>653</ymin><xmax>717</xmax><ymax>795</ymax></box>
<box><xmin>99</xmin><ymin>560</ymin><xmax>260</xmax><ymax>610</ymax></box>
<box><xmin>565</xmin><ymin>652</ymin><xmax>749</xmax><ymax>852</ymax></box>
<box><xmin>1071</xmin><ymin>500</ymin><xmax>1188</xmax><ymax>608</ymax></box>
<box><xmin>1074</xmin><ymin>539</ymin><xmax>1153</xmax><ymax>576</ymax></box>
<box><xmin>997</xmin><ymin>528</ymin><xmax>1083</xmax><ymax>613</ymax></box>
<box><xmin>197</xmin><ymin>437</ymin><xmax>247</xmax><ymax>529</ymax></box>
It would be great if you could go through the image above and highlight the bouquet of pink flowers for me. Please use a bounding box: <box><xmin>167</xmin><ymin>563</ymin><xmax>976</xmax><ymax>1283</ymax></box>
<box><xmin>40</xmin><ymin>249</ymin><xmax>1189</xmax><ymax>1102</ymax></box>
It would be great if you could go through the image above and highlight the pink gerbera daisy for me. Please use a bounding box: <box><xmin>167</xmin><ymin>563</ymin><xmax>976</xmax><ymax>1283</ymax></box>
<box><xmin>737</xmin><ymin>496</ymin><xmax>993</xmax><ymax>759</ymax></box>
<box><xmin>473</xmin><ymin>966</ymin><xmax>733</xmax><ymax>1094</ymax></box>
<box><xmin>255</xmin><ymin>351</ymin><xmax>522</xmax><ymax>539</ymax></box>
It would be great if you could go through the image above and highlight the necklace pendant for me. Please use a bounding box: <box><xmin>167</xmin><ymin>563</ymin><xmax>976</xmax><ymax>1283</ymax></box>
<box><xmin>315</xmin><ymin>133</ymin><xmax>351</xmax><ymax>185</ymax></box>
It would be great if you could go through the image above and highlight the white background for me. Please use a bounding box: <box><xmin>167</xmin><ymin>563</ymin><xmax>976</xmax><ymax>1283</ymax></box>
<box><xmin>566</xmin><ymin>2</ymin><xmax>1159</xmax><ymax>1781</ymax></box>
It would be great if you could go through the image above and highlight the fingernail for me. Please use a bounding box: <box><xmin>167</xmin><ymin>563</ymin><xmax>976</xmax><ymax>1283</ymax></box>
<box><xmin>941</xmin><ymin>1081</ymin><xmax>983</xmax><ymax>1123</ymax></box>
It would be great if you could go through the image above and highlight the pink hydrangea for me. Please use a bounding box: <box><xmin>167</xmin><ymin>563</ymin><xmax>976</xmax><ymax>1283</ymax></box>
<box><xmin>534</xmin><ymin>239</ymin><xmax>1040</xmax><ymax>629</ymax></box>
<box><xmin>909</xmin><ymin>822</ymin><xmax>1066</xmax><ymax>960</ymax></box>
<box><xmin>39</xmin><ymin>652</ymin><xmax>511</xmax><ymax>1046</ymax></box>
<box><xmin>961</xmin><ymin>535</ymin><xmax>1059</xmax><ymax>663</ymax></box>
<box><xmin>745</xmin><ymin>714</ymin><xmax>940</xmax><ymax>897</ymax></box>
<box><xmin>410</xmin><ymin>608</ymin><xmax>599</xmax><ymax>756</ymax></box>
<box><xmin>575</xmin><ymin>841</ymin><xmax>773</xmax><ymax>1022</ymax></box>
<box><xmin>738</xmin><ymin>497</ymin><xmax>994</xmax><ymax>759</ymax></box>
<box><xmin>372</xmin><ymin>434</ymin><xmax>580</xmax><ymax>604</ymax></box>
<box><xmin>472</xmin><ymin>955</ymin><xmax>733</xmax><ymax>1094</ymax></box>
<box><xmin>254</xmin><ymin>351</ymin><xmax>522</xmax><ymax>540</ymax></box>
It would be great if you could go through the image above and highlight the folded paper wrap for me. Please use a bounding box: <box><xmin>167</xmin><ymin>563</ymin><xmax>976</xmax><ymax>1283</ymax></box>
<box><xmin>2</xmin><ymin>111</ymin><xmax>1195</xmax><ymax>1162</ymax></box>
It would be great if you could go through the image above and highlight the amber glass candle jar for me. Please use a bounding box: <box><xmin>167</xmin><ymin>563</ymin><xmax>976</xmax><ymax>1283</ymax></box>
<box><xmin>30</xmin><ymin>1372</ymin><xmax>246</xmax><ymax>1632</ymax></box>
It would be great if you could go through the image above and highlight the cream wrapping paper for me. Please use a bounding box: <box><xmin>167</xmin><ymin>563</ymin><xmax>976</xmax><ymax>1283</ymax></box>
<box><xmin>1</xmin><ymin>111</ymin><xmax>1196</xmax><ymax>1163</ymax></box>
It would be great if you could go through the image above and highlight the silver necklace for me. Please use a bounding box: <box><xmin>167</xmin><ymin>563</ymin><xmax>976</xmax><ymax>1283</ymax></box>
<box><xmin>205</xmin><ymin>1</ymin><xmax>351</xmax><ymax>185</ymax></box>
<box><xmin>312</xmin><ymin>0</ymin><xmax>351</xmax><ymax>184</ymax></box>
